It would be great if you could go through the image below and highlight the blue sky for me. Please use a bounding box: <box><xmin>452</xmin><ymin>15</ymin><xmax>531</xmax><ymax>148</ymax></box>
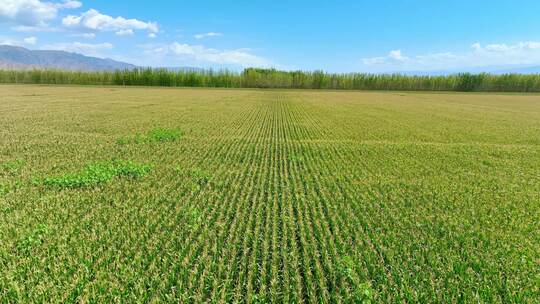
<box><xmin>2</xmin><ymin>0</ymin><xmax>540</xmax><ymax>72</ymax></box>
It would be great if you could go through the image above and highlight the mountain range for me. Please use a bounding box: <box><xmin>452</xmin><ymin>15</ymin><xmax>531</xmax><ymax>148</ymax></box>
<box><xmin>0</xmin><ymin>45</ymin><xmax>135</xmax><ymax>71</ymax></box>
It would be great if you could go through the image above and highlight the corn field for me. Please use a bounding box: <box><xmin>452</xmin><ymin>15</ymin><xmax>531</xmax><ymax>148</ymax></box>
<box><xmin>0</xmin><ymin>85</ymin><xmax>539</xmax><ymax>302</ymax></box>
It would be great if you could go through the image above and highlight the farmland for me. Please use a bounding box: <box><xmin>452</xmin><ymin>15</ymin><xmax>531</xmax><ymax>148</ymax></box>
<box><xmin>0</xmin><ymin>85</ymin><xmax>539</xmax><ymax>302</ymax></box>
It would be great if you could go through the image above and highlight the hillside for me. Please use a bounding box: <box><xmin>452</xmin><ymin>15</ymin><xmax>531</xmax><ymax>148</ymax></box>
<box><xmin>0</xmin><ymin>45</ymin><xmax>135</xmax><ymax>71</ymax></box>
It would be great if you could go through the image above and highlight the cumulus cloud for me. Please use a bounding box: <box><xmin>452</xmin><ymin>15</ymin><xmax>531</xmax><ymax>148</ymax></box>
<box><xmin>361</xmin><ymin>41</ymin><xmax>540</xmax><ymax>72</ymax></box>
<box><xmin>41</xmin><ymin>41</ymin><xmax>113</xmax><ymax>56</ymax></box>
<box><xmin>62</xmin><ymin>9</ymin><xmax>158</xmax><ymax>35</ymax></box>
<box><xmin>388</xmin><ymin>50</ymin><xmax>408</xmax><ymax>61</ymax></box>
<box><xmin>23</xmin><ymin>36</ymin><xmax>37</xmax><ymax>44</ymax></box>
<box><xmin>143</xmin><ymin>42</ymin><xmax>271</xmax><ymax>67</ymax></box>
<box><xmin>0</xmin><ymin>0</ymin><xmax>81</xmax><ymax>27</ymax></box>
<box><xmin>362</xmin><ymin>50</ymin><xmax>408</xmax><ymax>66</ymax></box>
<box><xmin>194</xmin><ymin>32</ymin><xmax>222</xmax><ymax>40</ymax></box>
<box><xmin>471</xmin><ymin>42</ymin><xmax>481</xmax><ymax>51</ymax></box>
<box><xmin>115</xmin><ymin>29</ymin><xmax>134</xmax><ymax>36</ymax></box>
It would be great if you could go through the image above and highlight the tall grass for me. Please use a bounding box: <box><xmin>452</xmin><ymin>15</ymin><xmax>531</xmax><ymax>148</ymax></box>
<box><xmin>2</xmin><ymin>67</ymin><xmax>540</xmax><ymax>92</ymax></box>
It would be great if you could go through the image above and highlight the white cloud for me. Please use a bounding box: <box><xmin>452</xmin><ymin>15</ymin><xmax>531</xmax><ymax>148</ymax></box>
<box><xmin>476</xmin><ymin>41</ymin><xmax>540</xmax><ymax>53</ymax></box>
<box><xmin>0</xmin><ymin>35</ymin><xmax>39</xmax><ymax>46</ymax></box>
<box><xmin>148</xmin><ymin>33</ymin><xmax>156</xmax><ymax>38</ymax></box>
<box><xmin>62</xmin><ymin>9</ymin><xmax>159</xmax><ymax>35</ymax></box>
<box><xmin>71</xmin><ymin>32</ymin><xmax>95</xmax><ymax>39</ymax></box>
<box><xmin>142</xmin><ymin>42</ymin><xmax>271</xmax><ymax>67</ymax></box>
<box><xmin>388</xmin><ymin>50</ymin><xmax>408</xmax><ymax>61</ymax></box>
<box><xmin>12</xmin><ymin>25</ymin><xmax>59</xmax><ymax>32</ymax></box>
<box><xmin>0</xmin><ymin>37</ymin><xmax>20</xmax><ymax>46</ymax></box>
<box><xmin>194</xmin><ymin>32</ymin><xmax>222</xmax><ymax>40</ymax></box>
<box><xmin>415</xmin><ymin>52</ymin><xmax>457</xmax><ymax>61</ymax></box>
<box><xmin>0</xmin><ymin>0</ymin><xmax>80</xmax><ymax>27</ymax></box>
<box><xmin>521</xmin><ymin>41</ymin><xmax>540</xmax><ymax>50</ymax></box>
<box><xmin>115</xmin><ymin>29</ymin><xmax>133</xmax><ymax>36</ymax></box>
<box><xmin>362</xmin><ymin>50</ymin><xmax>409</xmax><ymax>66</ymax></box>
<box><xmin>55</xmin><ymin>0</ymin><xmax>81</xmax><ymax>9</ymax></box>
<box><xmin>471</xmin><ymin>42</ymin><xmax>481</xmax><ymax>51</ymax></box>
<box><xmin>23</xmin><ymin>36</ymin><xmax>37</xmax><ymax>44</ymax></box>
<box><xmin>362</xmin><ymin>56</ymin><xmax>386</xmax><ymax>65</ymax></box>
<box><xmin>41</xmin><ymin>41</ymin><xmax>113</xmax><ymax>56</ymax></box>
<box><xmin>361</xmin><ymin>41</ymin><xmax>540</xmax><ymax>72</ymax></box>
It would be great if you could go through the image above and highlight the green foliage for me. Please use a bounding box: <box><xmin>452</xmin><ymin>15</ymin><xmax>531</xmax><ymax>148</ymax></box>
<box><xmin>338</xmin><ymin>255</ymin><xmax>374</xmax><ymax>303</ymax></box>
<box><xmin>0</xmin><ymin>183</ymin><xmax>8</xmax><ymax>196</ymax></box>
<box><xmin>1</xmin><ymin>159</ymin><xmax>25</xmax><ymax>176</ymax></box>
<box><xmin>117</xmin><ymin>128</ymin><xmax>181</xmax><ymax>145</ymax></box>
<box><xmin>42</xmin><ymin>160</ymin><xmax>152</xmax><ymax>189</ymax></box>
<box><xmin>338</xmin><ymin>255</ymin><xmax>357</xmax><ymax>281</ymax></box>
<box><xmin>353</xmin><ymin>283</ymin><xmax>374</xmax><ymax>304</ymax></box>
<box><xmin>184</xmin><ymin>206</ymin><xmax>202</xmax><ymax>229</ymax></box>
<box><xmin>16</xmin><ymin>224</ymin><xmax>49</xmax><ymax>253</ymax></box>
<box><xmin>0</xmin><ymin>180</ymin><xmax>23</xmax><ymax>196</ymax></box>
<box><xmin>190</xmin><ymin>168</ymin><xmax>211</xmax><ymax>185</ymax></box>
<box><xmin>2</xmin><ymin>68</ymin><xmax>540</xmax><ymax>91</ymax></box>
<box><xmin>147</xmin><ymin>128</ymin><xmax>182</xmax><ymax>142</ymax></box>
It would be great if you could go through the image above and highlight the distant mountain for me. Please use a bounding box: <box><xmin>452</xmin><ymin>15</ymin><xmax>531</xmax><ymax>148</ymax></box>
<box><xmin>0</xmin><ymin>45</ymin><xmax>136</xmax><ymax>71</ymax></box>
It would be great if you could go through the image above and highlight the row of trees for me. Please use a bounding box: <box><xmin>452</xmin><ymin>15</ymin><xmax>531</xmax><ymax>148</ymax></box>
<box><xmin>1</xmin><ymin>68</ymin><xmax>540</xmax><ymax>92</ymax></box>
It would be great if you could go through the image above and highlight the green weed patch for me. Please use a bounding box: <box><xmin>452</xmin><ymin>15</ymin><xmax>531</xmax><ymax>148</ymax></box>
<box><xmin>42</xmin><ymin>160</ymin><xmax>152</xmax><ymax>189</ymax></box>
<box><xmin>16</xmin><ymin>224</ymin><xmax>49</xmax><ymax>254</ymax></box>
<box><xmin>190</xmin><ymin>168</ymin><xmax>211</xmax><ymax>185</ymax></box>
<box><xmin>1</xmin><ymin>159</ymin><xmax>25</xmax><ymax>176</ymax></box>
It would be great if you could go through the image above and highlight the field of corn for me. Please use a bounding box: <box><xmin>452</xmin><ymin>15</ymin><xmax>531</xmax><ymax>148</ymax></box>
<box><xmin>1</xmin><ymin>84</ymin><xmax>539</xmax><ymax>303</ymax></box>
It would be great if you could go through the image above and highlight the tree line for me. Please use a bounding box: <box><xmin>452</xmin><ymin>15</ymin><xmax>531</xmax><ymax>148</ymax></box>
<box><xmin>1</xmin><ymin>68</ymin><xmax>540</xmax><ymax>92</ymax></box>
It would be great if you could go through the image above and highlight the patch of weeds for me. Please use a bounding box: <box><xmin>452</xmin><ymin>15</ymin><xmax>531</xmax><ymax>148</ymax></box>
<box><xmin>185</xmin><ymin>206</ymin><xmax>202</xmax><ymax>229</ymax></box>
<box><xmin>338</xmin><ymin>255</ymin><xmax>374</xmax><ymax>303</ymax></box>
<box><xmin>0</xmin><ymin>183</ymin><xmax>9</xmax><ymax>196</ymax></box>
<box><xmin>116</xmin><ymin>137</ymin><xmax>131</xmax><ymax>145</ymax></box>
<box><xmin>1</xmin><ymin>159</ymin><xmax>25</xmax><ymax>176</ymax></box>
<box><xmin>117</xmin><ymin>128</ymin><xmax>181</xmax><ymax>145</ymax></box>
<box><xmin>147</xmin><ymin>128</ymin><xmax>181</xmax><ymax>142</ymax></box>
<box><xmin>251</xmin><ymin>294</ymin><xmax>268</xmax><ymax>304</ymax></box>
<box><xmin>42</xmin><ymin>160</ymin><xmax>152</xmax><ymax>189</ymax></box>
<box><xmin>16</xmin><ymin>224</ymin><xmax>49</xmax><ymax>254</ymax></box>
<box><xmin>352</xmin><ymin>282</ymin><xmax>374</xmax><ymax>304</ymax></box>
<box><xmin>190</xmin><ymin>168</ymin><xmax>211</xmax><ymax>185</ymax></box>
<box><xmin>338</xmin><ymin>255</ymin><xmax>356</xmax><ymax>280</ymax></box>
<box><xmin>0</xmin><ymin>180</ymin><xmax>23</xmax><ymax>196</ymax></box>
